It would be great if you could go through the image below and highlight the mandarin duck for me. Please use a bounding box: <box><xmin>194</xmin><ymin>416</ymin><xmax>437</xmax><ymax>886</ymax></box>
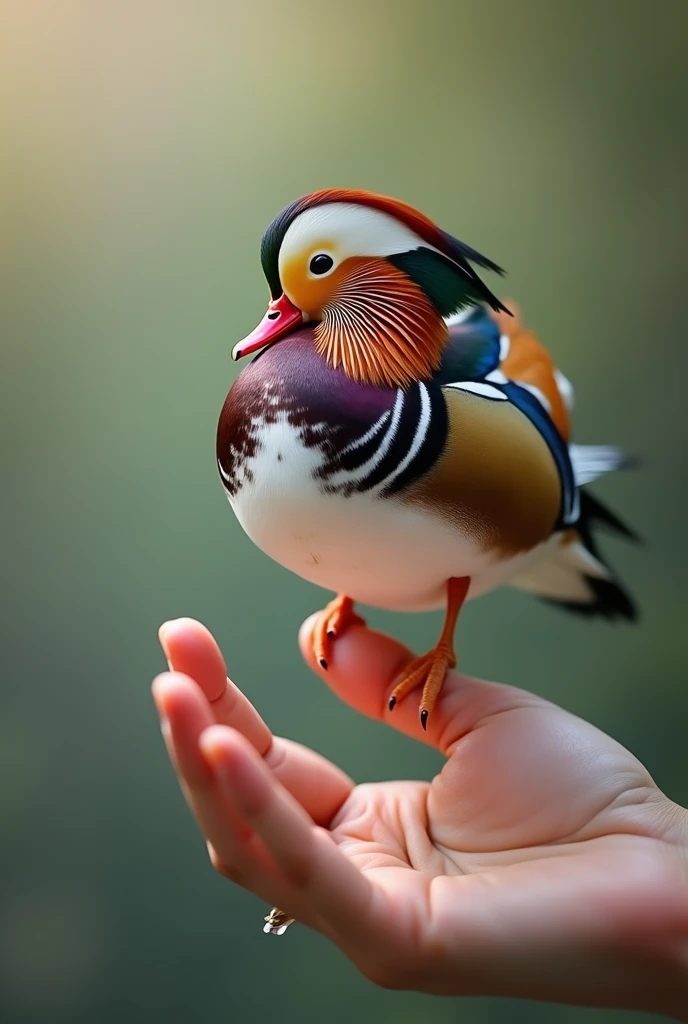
<box><xmin>218</xmin><ymin>188</ymin><xmax>639</xmax><ymax>936</ymax></box>
<box><xmin>217</xmin><ymin>188</ymin><xmax>637</xmax><ymax>733</ymax></box>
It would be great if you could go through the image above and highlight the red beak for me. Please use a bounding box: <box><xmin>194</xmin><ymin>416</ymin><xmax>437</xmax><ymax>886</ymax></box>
<box><xmin>232</xmin><ymin>292</ymin><xmax>305</xmax><ymax>360</ymax></box>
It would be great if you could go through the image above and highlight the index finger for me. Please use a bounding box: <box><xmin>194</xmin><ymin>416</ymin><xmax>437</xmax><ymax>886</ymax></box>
<box><xmin>159</xmin><ymin>618</ymin><xmax>273</xmax><ymax>753</ymax></box>
<box><xmin>299</xmin><ymin>616</ymin><xmax>547</xmax><ymax>755</ymax></box>
<box><xmin>158</xmin><ymin>617</ymin><xmax>354</xmax><ymax>826</ymax></box>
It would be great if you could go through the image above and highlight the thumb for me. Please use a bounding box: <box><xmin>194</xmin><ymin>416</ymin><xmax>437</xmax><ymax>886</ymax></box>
<box><xmin>298</xmin><ymin>615</ymin><xmax>539</xmax><ymax>753</ymax></box>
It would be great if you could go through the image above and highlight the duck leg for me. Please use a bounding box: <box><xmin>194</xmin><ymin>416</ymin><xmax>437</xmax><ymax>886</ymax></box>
<box><xmin>388</xmin><ymin>576</ymin><xmax>470</xmax><ymax>729</ymax></box>
<box><xmin>312</xmin><ymin>594</ymin><xmax>365</xmax><ymax>670</ymax></box>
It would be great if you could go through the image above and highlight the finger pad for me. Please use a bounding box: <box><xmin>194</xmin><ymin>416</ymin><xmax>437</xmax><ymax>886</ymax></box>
<box><xmin>160</xmin><ymin>619</ymin><xmax>228</xmax><ymax>701</ymax></box>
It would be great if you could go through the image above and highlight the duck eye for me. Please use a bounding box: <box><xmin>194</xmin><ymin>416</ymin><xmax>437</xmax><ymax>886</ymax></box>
<box><xmin>309</xmin><ymin>253</ymin><xmax>334</xmax><ymax>276</ymax></box>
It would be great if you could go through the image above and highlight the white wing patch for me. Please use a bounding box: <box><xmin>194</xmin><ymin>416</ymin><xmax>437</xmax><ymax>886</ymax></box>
<box><xmin>485</xmin><ymin>368</ymin><xmax>508</xmax><ymax>385</ymax></box>
<box><xmin>518</xmin><ymin>380</ymin><xmax>552</xmax><ymax>413</ymax></box>
<box><xmin>555</xmin><ymin>369</ymin><xmax>575</xmax><ymax>411</ymax></box>
<box><xmin>445</xmin><ymin>381</ymin><xmax>508</xmax><ymax>401</ymax></box>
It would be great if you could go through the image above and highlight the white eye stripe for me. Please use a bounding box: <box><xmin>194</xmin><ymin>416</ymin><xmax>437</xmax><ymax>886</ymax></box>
<box><xmin>280</xmin><ymin>203</ymin><xmax>442</xmax><ymax>277</ymax></box>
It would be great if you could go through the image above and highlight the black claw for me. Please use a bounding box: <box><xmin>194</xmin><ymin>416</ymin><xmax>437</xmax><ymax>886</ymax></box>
<box><xmin>319</xmin><ymin>657</ymin><xmax>328</xmax><ymax>670</ymax></box>
<box><xmin>327</xmin><ymin>629</ymin><xmax>336</xmax><ymax>639</ymax></box>
<box><xmin>388</xmin><ymin>696</ymin><xmax>396</xmax><ymax>711</ymax></box>
<box><xmin>420</xmin><ymin>709</ymin><xmax>428</xmax><ymax>730</ymax></box>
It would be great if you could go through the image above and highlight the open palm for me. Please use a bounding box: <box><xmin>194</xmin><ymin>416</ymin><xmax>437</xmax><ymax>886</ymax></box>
<box><xmin>153</xmin><ymin>617</ymin><xmax>688</xmax><ymax>1017</ymax></box>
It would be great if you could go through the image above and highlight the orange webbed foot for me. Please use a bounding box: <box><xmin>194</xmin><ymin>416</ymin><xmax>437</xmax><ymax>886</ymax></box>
<box><xmin>387</xmin><ymin>576</ymin><xmax>470</xmax><ymax>729</ymax></box>
<box><xmin>388</xmin><ymin>641</ymin><xmax>457</xmax><ymax>730</ymax></box>
<box><xmin>312</xmin><ymin>594</ymin><xmax>365</xmax><ymax>670</ymax></box>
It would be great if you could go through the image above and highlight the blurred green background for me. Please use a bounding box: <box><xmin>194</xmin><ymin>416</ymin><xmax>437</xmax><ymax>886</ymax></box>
<box><xmin>2</xmin><ymin>1</ymin><xmax>687</xmax><ymax>1021</ymax></box>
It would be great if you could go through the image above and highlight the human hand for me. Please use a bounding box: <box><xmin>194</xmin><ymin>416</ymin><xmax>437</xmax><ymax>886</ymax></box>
<box><xmin>152</xmin><ymin>617</ymin><xmax>688</xmax><ymax>1018</ymax></box>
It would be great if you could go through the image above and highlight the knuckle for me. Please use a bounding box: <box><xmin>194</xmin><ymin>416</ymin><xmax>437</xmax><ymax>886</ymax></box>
<box><xmin>207</xmin><ymin>844</ymin><xmax>243</xmax><ymax>884</ymax></box>
<box><xmin>262</xmin><ymin>738</ymin><xmax>286</xmax><ymax>772</ymax></box>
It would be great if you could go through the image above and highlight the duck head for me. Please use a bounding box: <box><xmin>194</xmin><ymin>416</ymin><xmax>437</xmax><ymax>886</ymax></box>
<box><xmin>233</xmin><ymin>188</ymin><xmax>508</xmax><ymax>389</ymax></box>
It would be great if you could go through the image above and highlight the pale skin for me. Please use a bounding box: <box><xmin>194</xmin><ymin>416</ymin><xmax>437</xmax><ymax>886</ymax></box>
<box><xmin>153</xmin><ymin>617</ymin><xmax>688</xmax><ymax>1019</ymax></box>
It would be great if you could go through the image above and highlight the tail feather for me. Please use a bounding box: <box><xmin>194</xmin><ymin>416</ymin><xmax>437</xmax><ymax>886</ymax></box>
<box><xmin>545</xmin><ymin>570</ymin><xmax>637</xmax><ymax>622</ymax></box>
<box><xmin>569</xmin><ymin>444</ymin><xmax>640</xmax><ymax>486</ymax></box>
<box><xmin>577</xmin><ymin>489</ymin><xmax>640</xmax><ymax>546</ymax></box>
<box><xmin>510</xmin><ymin>489</ymin><xmax>639</xmax><ymax>623</ymax></box>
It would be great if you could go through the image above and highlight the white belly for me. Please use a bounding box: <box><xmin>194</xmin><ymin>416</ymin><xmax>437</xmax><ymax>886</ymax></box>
<box><xmin>224</xmin><ymin>417</ymin><xmax>542</xmax><ymax>612</ymax></box>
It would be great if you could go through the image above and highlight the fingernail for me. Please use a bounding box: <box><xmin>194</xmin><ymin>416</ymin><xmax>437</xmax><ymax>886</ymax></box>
<box><xmin>151</xmin><ymin>678</ymin><xmax>170</xmax><ymax>728</ymax></box>
<box><xmin>158</xmin><ymin>621</ymin><xmax>173</xmax><ymax>665</ymax></box>
<box><xmin>199</xmin><ymin>727</ymin><xmax>222</xmax><ymax>765</ymax></box>
<box><xmin>152</xmin><ymin>689</ymin><xmax>171</xmax><ymax>737</ymax></box>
